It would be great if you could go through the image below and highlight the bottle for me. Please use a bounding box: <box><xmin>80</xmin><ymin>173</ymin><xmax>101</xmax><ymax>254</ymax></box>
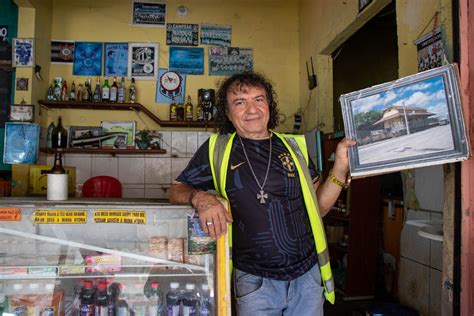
<box><xmin>196</xmin><ymin>96</ymin><xmax>204</xmax><ymax>122</ymax></box>
<box><xmin>41</xmin><ymin>283</ymin><xmax>57</xmax><ymax>316</ymax></box>
<box><xmin>82</xmin><ymin>80</ymin><xmax>90</xmax><ymax>101</ymax></box>
<box><xmin>11</xmin><ymin>283</ymin><xmax>27</xmax><ymax>316</ymax></box>
<box><xmin>46</xmin><ymin>122</ymin><xmax>55</xmax><ymax>148</ymax></box>
<box><xmin>110</xmin><ymin>77</ymin><xmax>118</xmax><ymax>102</ymax></box>
<box><xmin>61</xmin><ymin>80</ymin><xmax>68</xmax><ymax>101</ymax></box>
<box><xmin>148</xmin><ymin>282</ymin><xmax>164</xmax><ymax>316</ymax></box>
<box><xmin>87</xmin><ymin>78</ymin><xmax>93</xmax><ymax>101</ymax></box>
<box><xmin>51</xmin><ymin>116</ymin><xmax>68</xmax><ymax>148</ymax></box>
<box><xmin>77</xmin><ymin>84</ymin><xmax>83</xmax><ymax>101</ymax></box>
<box><xmin>181</xmin><ymin>283</ymin><xmax>198</xmax><ymax>316</ymax></box>
<box><xmin>0</xmin><ymin>284</ymin><xmax>9</xmax><ymax>316</ymax></box>
<box><xmin>95</xmin><ymin>281</ymin><xmax>109</xmax><ymax>316</ymax></box>
<box><xmin>70</xmin><ymin>81</ymin><xmax>76</xmax><ymax>101</ymax></box>
<box><xmin>102</xmin><ymin>77</ymin><xmax>110</xmax><ymax>101</ymax></box>
<box><xmin>166</xmin><ymin>282</ymin><xmax>181</xmax><ymax>316</ymax></box>
<box><xmin>117</xmin><ymin>77</ymin><xmax>126</xmax><ymax>103</ymax></box>
<box><xmin>169</xmin><ymin>98</ymin><xmax>177</xmax><ymax>121</ymax></box>
<box><xmin>199</xmin><ymin>284</ymin><xmax>213</xmax><ymax>316</ymax></box>
<box><xmin>79</xmin><ymin>280</ymin><xmax>95</xmax><ymax>316</ymax></box>
<box><xmin>27</xmin><ymin>283</ymin><xmax>42</xmax><ymax>316</ymax></box>
<box><xmin>129</xmin><ymin>78</ymin><xmax>136</xmax><ymax>103</ymax></box>
<box><xmin>176</xmin><ymin>102</ymin><xmax>185</xmax><ymax>121</ymax></box>
<box><xmin>47</xmin><ymin>85</ymin><xmax>54</xmax><ymax>100</ymax></box>
<box><xmin>185</xmin><ymin>95</ymin><xmax>193</xmax><ymax>121</ymax></box>
<box><xmin>53</xmin><ymin>79</ymin><xmax>62</xmax><ymax>101</ymax></box>
<box><xmin>93</xmin><ymin>77</ymin><xmax>101</xmax><ymax>102</ymax></box>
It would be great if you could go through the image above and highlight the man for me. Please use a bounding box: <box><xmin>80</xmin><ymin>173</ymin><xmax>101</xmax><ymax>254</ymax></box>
<box><xmin>168</xmin><ymin>72</ymin><xmax>354</xmax><ymax>315</ymax></box>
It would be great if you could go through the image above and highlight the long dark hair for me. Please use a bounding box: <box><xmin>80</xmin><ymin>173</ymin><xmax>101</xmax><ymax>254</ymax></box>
<box><xmin>214</xmin><ymin>72</ymin><xmax>279</xmax><ymax>134</ymax></box>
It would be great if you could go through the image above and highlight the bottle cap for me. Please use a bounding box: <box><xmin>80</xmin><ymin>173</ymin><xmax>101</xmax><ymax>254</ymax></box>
<box><xmin>151</xmin><ymin>282</ymin><xmax>160</xmax><ymax>289</ymax></box>
<box><xmin>170</xmin><ymin>282</ymin><xmax>179</xmax><ymax>289</ymax></box>
<box><xmin>185</xmin><ymin>283</ymin><xmax>195</xmax><ymax>290</ymax></box>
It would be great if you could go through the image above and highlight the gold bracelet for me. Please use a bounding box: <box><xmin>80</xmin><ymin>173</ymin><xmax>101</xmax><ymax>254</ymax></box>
<box><xmin>328</xmin><ymin>171</ymin><xmax>349</xmax><ymax>189</ymax></box>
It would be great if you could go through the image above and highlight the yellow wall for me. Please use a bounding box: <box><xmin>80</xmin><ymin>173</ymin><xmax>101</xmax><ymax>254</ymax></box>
<box><xmin>41</xmin><ymin>0</ymin><xmax>300</xmax><ymax>132</ymax></box>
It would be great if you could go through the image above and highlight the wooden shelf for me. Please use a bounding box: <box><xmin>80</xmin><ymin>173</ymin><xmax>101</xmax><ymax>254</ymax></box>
<box><xmin>0</xmin><ymin>60</ymin><xmax>13</xmax><ymax>71</ymax></box>
<box><xmin>38</xmin><ymin>100</ymin><xmax>216</xmax><ymax>128</ymax></box>
<box><xmin>40</xmin><ymin>147</ymin><xmax>166</xmax><ymax>155</ymax></box>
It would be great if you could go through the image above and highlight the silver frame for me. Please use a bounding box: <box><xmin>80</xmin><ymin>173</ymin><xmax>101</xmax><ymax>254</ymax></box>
<box><xmin>340</xmin><ymin>63</ymin><xmax>470</xmax><ymax>178</ymax></box>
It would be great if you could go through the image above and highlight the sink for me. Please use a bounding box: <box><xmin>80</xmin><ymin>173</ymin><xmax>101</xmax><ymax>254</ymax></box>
<box><xmin>405</xmin><ymin>219</ymin><xmax>443</xmax><ymax>242</ymax></box>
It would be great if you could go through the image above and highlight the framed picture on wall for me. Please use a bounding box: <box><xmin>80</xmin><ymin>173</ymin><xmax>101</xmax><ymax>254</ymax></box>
<box><xmin>9</xmin><ymin>103</ymin><xmax>34</xmax><ymax>122</ymax></box>
<box><xmin>128</xmin><ymin>42</ymin><xmax>159</xmax><ymax>80</ymax></box>
<box><xmin>131</xmin><ymin>1</ymin><xmax>166</xmax><ymax>27</ymax></box>
<box><xmin>340</xmin><ymin>63</ymin><xmax>470</xmax><ymax>178</ymax></box>
<box><xmin>100</xmin><ymin>121</ymin><xmax>136</xmax><ymax>149</ymax></box>
<box><xmin>12</xmin><ymin>38</ymin><xmax>34</xmax><ymax>67</ymax></box>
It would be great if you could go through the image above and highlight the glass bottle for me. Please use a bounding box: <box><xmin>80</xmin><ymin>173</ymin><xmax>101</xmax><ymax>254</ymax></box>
<box><xmin>129</xmin><ymin>78</ymin><xmax>136</xmax><ymax>103</ymax></box>
<box><xmin>117</xmin><ymin>77</ymin><xmax>126</xmax><ymax>103</ymax></box>
<box><xmin>93</xmin><ymin>77</ymin><xmax>101</xmax><ymax>102</ymax></box>
<box><xmin>51</xmin><ymin>116</ymin><xmax>68</xmax><ymax>148</ymax></box>
<box><xmin>87</xmin><ymin>78</ymin><xmax>93</xmax><ymax>101</ymax></box>
<box><xmin>185</xmin><ymin>95</ymin><xmax>193</xmax><ymax>121</ymax></box>
<box><xmin>110</xmin><ymin>76</ymin><xmax>118</xmax><ymax>102</ymax></box>
<box><xmin>69</xmin><ymin>81</ymin><xmax>76</xmax><ymax>101</ymax></box>
<box><xmin>46</xmin><ymin>122</ymin><xmax>55</xmax><ymax>148</ymax></box>
<box><xmin>169</xmin><ymin>98</ymin><xmax>177</xmax><ymax>121</ymax></box>
<box><xmin>50</xmin><ymin>152</ymin><xmax>65</xmax><ymax>174</ymax></box>
<box><xmin>196</xmin><ymin>96</ymin><xmax>204</xmax><ymax>121</ymax></box>
<box><xmin>102</xmin><ymin>77</ymin><xmax>110</xmax><ymax>101</ymax></box>
<box><xmin>77</xmin><ymin>83</ymin><xmax>83</xmax><ymax>101</ymax></box>
<box><xmin>176</xmin><ymin>101</ymin><xmax>184</xmax><ymax>121</ymax></box>
<box><xmin>61</xmin><ymin>80</ymin><xmax>68</xmax><ymax>101</ymax></box>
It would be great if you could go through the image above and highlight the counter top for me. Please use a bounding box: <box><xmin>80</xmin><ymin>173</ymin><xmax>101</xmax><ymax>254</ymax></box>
<box><xmin>0</xmin><ymin>197</ymin><xmax>176</xmax><ymax>207</ymax></box>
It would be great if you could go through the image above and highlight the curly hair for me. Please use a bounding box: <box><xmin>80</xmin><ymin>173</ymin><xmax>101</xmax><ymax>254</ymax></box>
<box><xmin>214</xmin><ymin>71</ymin><xmax>279</xmax><ymax>134</ymax></box>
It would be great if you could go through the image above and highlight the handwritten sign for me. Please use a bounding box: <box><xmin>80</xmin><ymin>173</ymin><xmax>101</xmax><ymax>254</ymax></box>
<box><xmin>34</xmin><ymin>210</ymin><xmax>87</xmax><ymax>224</ymax></box>
<box><xmin>0</xmin><ymin>208</ymin><xmax>21</xmax><ymax>221</ymax></box>
<box><xmin>93</xmin><ymin>210</ymin><xmax>146</xmax><ymax>224</ymax></box>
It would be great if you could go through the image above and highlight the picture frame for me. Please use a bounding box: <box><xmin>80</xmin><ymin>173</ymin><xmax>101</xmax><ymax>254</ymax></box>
<box><xmin>128</xmin><ymin>42</ymin><xmax>159</xmax><ymax>80</ymax></box>
<box><xmin>12</xmin><ymin>38</ymin><xmax>34</xmax><ymax>67</ymax></box>
<box><xmin>15</xmin><ymin>77</ymin><xmax>28</xmax><ymax>91</ymax></box>
<box><xmin>340</xmin><ymin>63</ymin><xmax>470</xmax><ymax>178</ymax></box>
<box><xmin>3</xmin><ymin>122</ymin><xmax>39</xmax><ymax>164</ymax></box>
<box><xmin>208</xmin><ymin>46</ymin><xmax>253</xmax><ymax>76</ymax></box>
<box><xmin>68</xmin><ymin>126</ymin><xmax>102</xmax><ymax>148</ymax></box>
<box><xmin>169</xmin><ymin>46</ymin><xmax>204</xmax><ymax>75</ymax></box>
<box><xmin>359</xmin><ymin>0</ymin><xmax>373</xmax><ymax>12</ymax></box>
<box><xmin>166</xmin><ymin>23</ymin><xmax>199</xmax><ymax>46</ymax></box>
<box><xmin>100</xmin><ymin>121</ymin><xmax>136</xmax><ymax>149</ymax></box>
<box><xmin>9</xmin><ymin>104</ymin><xmax>34</xmax><ymax>122</ymax></box>
<box><xmin>131</xmin><ymin>1</ymin><xmax>166</xmax><ymax>27</ymax></box>
<box><xmin>73</xmin><ymin>42</ymin><xmax>103</xmax><ymax>76</ymax></box>
<box><xmin>51</xmin><ymin>40</ymin><xmax>75</xmax><ymax>64</ymax></box>
<box><xmin>104</xmin><ymin>42</ymin><xmax>129</xmax><ymax>77</ymax></box>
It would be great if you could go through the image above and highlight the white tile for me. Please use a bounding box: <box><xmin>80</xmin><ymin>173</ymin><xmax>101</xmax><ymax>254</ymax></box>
<box><xmin>159</xmin><ymin>131</ymin><xmax>171</xmax><ymax>158</ymax></box>
<box><xmin>186</xmin><ymin>132</ymin><xmax>198</xmax><ymax>157</ymax></box>
<box><xmin>145</xmin><ymin>187</ymin><xmax>168</xmax><ymax>199</ymax></box>
<box><xmin>92</xmin><ymin>156</ymin><xmax>119</xmax><ymax>178</ymax></box>
<box><xmin>171</xmin><ymin>131</ymin><xmax>187</xmax><ymax>158</ymax></box>
<box><xmin>118</xmin><ymin>157</ymin><xmax>145</xmax><ymax>184</ymax></box>
<box><xmin>198</xmin><ymin>132</ymin><xmax>212</xmax><ymax>147</ymax></box>
<box><xmin>122</xmin><ymin>184</ymin><xmax>145</xmax><ymax>198</ymax></box>
<box><xmin>64</xmin><ymin>154</ymin><xmax>92</xmax><ymax>185</ymax></box>
<box><xmin>399</xmin><ymin>257</ymin><xmax>430</xmax><ymax>316</ymax></box>
<box><xmin>415</xmin><ymin>165</ymin><xmax>444</xmax><ymax>213</ymax></box>
<box><xmin>401</xmin><ymin>209</ymin><xmax>431</xmax><ymax>264</ymax></box>
<box><xmin>171</xmin><ymin>158</ymin><xmax>191</xmax><ymax>182</ymax></box>
<box><xmin>145</xmin><ymin>157</ymin><xmax>171</xmax><ymax>184</ymax></box>
<box><xmin>429</xmin><ymin>268</ymin><xmax>442</xmax><ymax>316</ymax></box>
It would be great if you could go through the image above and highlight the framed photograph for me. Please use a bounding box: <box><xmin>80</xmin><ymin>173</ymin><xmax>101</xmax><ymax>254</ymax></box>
<box><xmin>104</xmin><ymin>42</ymin><xmax>128</xmax><ymax>77</ymax></box>
<box><xmin>73</xmin><ymin>42</ymin><xmax>103</xmax><ymax>76</ymax></box>
<box><xmin>359</xmin><ymin>0</ymin><xmax>372</xmax><ymax>12</ymax></box>
<box><xmin>51</xmin><ymin>40</ymin><xmax>75</xmax><ymax>64</ymax></box>
<box><xmin>3</xmin><ymin>122</ymin><xmax>39</xmax><ymax>164</ymax></box>
<box><xmin>9</xmin><ymin>104</ymin><xmax>34</xmax><ymax>122</ymax></box>
<box><xmin>340</xmin><ymin>63</ymin><xmax>470</xmax><ymax>178</ymax></box>
<box><xmin>12</xmin><ymin>38</ymin><xmax>34</xmax><ymax>67</ymax></box>
<box><xmin>100</xmin><ymin>121</ymin><xmax>136</xmax><ymax>149</ymax></box>
<box><xmin>132</xmin><ymin>1</ymin><xmax>166</xmax><ymax>27</ymax></box>
<box><xmin>166</xmin><ymin>23</ymin><xmax>199</xmax><ymax>46</ymax></box>
<box><xmin>208</xmin><ymin>46</ymin><xmax>253</xmax><ymax>76</ymax></box>
<box><xmin>200</xmin><ymin>24</ymin><xmax>232</xmax><ymax>47</ymax></box>
<box><xmin>16</xmin><ymin>77</ymin><xmax>28</xmax><ymax>91</ymax></box>
<box><xmin>128</xmin><ymin>42</ymin><xmax>159</xmax><ymax>80</ymax></box>
<box><xmin>169</xmin><ymin>47</ymin><xmax>204</xmax><ymax>75</ymax></box>
<box><xmin>68</xmin><ymin>126</ymin><xmax>102</xmax><ymax>148</ymax></box>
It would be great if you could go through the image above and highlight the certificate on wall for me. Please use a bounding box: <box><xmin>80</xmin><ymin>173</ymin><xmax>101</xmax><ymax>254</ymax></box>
<box><xmin>166</xmin><ymin>23</ymin><xmax>199</xmax><ymax>46</ymax></box>
<box><xmin>73</xmin><ymin>42</ymin><xmax>103</xmax><ymax>76</ymax></box>
<box><xmin>128</xmin><ymin>42</ymin><xmax>159</xmax><ymax>80</ymax></box>
<box><xmin>209</xmin><ymin>47</ymin><xmax>253</xmax><ymax>76</ymax></box>
<box><xmin>200</xmin><ymin>24</ymin><xmax>231</xmax><ymax>47</ymax></box>
<box><xmin>169</xmin><ymin>47</ymin><xmax>204</xmax><ymax>75</ymax></box>
<box><xmin>104</xmin><ymin>43</ymin><xmax>129</xmax><ymax>77</ymax></box>
<box><xmin>132</xmin><ymin>1</ymin><xmax>166</xmax><ymax>27</ymax></box>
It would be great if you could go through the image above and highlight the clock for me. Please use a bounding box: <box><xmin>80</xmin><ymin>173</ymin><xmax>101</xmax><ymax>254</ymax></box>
<box><xmin>160</xmin><ymin>71</ymin><xmax>182</xmax><ymax>92</ymax></box>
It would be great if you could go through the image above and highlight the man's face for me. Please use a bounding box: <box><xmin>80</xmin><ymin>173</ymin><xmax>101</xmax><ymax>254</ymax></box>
<box><xmin>225</xmin><ymin>84</ymin><xmax>270</xmax><ymax>139</ymax></box>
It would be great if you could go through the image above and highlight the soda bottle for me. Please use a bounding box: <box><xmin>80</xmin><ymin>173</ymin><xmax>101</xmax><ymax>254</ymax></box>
<box><xmin>95</xmin><ymin>281</ymin><xmax>109</xmax><ymax>316</ymax></box>
<box><xmin>0</xmin><ymin>284</ymin><xmax>9</xmax><ymax>316</ymax></box>
<box><xmin>181</xmin><ymin>283</ymin><xmax>198</xmax><ymax>316</ymax></box>
<box><xmin>148</xmin><ymin>282</ymin><xmax>164</xmax><ymax>316</ymax></box>
<box><xmin>79</xmin><ymin>280</ymin><xmax>96</xmax><ymax>316</ymax></box>
<box><xmin>10</xmin><ymin>283</ymin><xmax>27</xmax><ymax>316</ymax></box>
<box><xmin>166</xmin><ymin>282</ymin><xmax>181</xmax><ymax>316</ymax></box>
<box><xmin>108</xmin><ymin>282</ymin><xmax>122</xmax><ymax>316</ymax></box>
<box><xmin>51</xmin><ymin>116</ymin><xmax>68</xmax><ymax>148</ymax></box>
<box><xmin>199</xmin><ymin>284</ymin><xmax>213</xmax><ymax>316</ymax></box>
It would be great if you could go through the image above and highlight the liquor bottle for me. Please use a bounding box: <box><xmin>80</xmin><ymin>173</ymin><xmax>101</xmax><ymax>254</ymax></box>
<box><xmin>70</xmin><ymin>81</ymin><xmax>76</xmax><ymax>101</ymax></box>
<box><xmin>117</xmin><ymin>77</ymin><xmax>126</xmax><ymax>103</ymax></box>
<box><xmin>110</xmin><ymin>76</ymin><xmax>118</xmax><ymax>102</ymax></box>
<box><xmin>51</xmin><ymin>116</ymin><xmax>68</xmax><ymax>148</ymax></box>
<box><xmin>176</xmin><ymin>101</ymin><xmax>184</xmax><ymax>121</ymax></box>
<box><xmin>50</xmin><ymin>152</ymin><xmax>65</xmax><ymax>174</ymax></box>
<box><xmin>87</xmin><ymin>78</ymin><xmax>93</xmax><ymax>101</ymax></box>
<box><xmin>196</xmin><ymin>96</ymin><xmax>204</xmax><ymax>121</ymax></box>
<box><xmin>47</xmin><ymin>85</ymin><xmax>54</xmax><ymax>100</ymax></box>
<box><xmin>82</xmin><ymin>79</ymin><xmax>90</xmax><ymax>101</ymax></box>
<box><xmin>169</xmin><ymin>98</ymin><xmax>177</xmax><ymax>121</ymax></box>
<box><xmin>53</xmin><ymin>79</ymin><xmax>62</xmax><ymax>101</ymax></box>
<box><xmin>129</xmin><ymin>78</ymin><xmax>136</xmax><ymax>103</ymax></box>
<box><xmin>102</xmin><ymin>77</ymin><xmax>110</xmax><ymax>101</ymax></box>
<box><xmin>93</xmin><ymin>77</ymin><xmax>101</xmax><ymax>102</ymax></box>
<box><xmin>61</xmin><ymin>80</ymin><xmax>68</xmax><ymax>101</ymax></box>
<box><xmin>185</xmin><ymin>95</ymin><xmax>193</xmax><ymax>121</ymax></box>
<box><xmin>77</xmin><ymin>84</ymin><xmax>83</xmax><ymax>101</ymax></box>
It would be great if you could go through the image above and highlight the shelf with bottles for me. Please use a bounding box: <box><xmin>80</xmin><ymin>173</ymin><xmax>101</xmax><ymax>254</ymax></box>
<box><xmin>38</xmin><ymin>100</ymin><xmax>216</xmax><ymax>128</ymax></box>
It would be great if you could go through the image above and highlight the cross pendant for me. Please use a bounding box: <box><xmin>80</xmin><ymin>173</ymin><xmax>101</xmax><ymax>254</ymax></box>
<box><xmin>257</xmin><ymin>190</ymin><xmax>268</xmax><ymax>204</ymax></box>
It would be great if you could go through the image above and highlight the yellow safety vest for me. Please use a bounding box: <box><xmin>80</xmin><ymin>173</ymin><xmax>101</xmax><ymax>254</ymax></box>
<box><xmin>208</xmin><ymin>131</ymin><xmax>335</xmax><ymax>304</ymax></box>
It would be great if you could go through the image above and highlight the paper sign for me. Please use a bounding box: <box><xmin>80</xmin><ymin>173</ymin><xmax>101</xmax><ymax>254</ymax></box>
<box><xmin>34</xmin><ymin>210</ymin><xmax>87</xmax><ymax>224</ymax></box>
<box><xmin>93</xmin><ymin>210</ymin><xmax>146</xmax><ymax>224</ymax></box>
<box><xmin>0</xmin><ymin>208</ymin><xmax>21</xmax><ymax>221</ymax></box>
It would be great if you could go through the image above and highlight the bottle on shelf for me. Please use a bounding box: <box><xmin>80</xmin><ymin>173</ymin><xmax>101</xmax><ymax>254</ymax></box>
<box><xmin>110</xmin><ymin>76</ymin><xmax>118</xmax><ymax>102</ymax></box>
<box><xmin>117</xmin><ymin>77</ymin><xmax>126</xmax><ymax>103</ymax></box>
<box><xmin>169</xmin><ymin>98</ymin><xmax>177</xmax><ymax>121</ymax></box>
<box><xmin>94</xmin><ymin>281</ymin><xmax>109</xmax><ymax>316</ymax></box>
<box><xmin>93</xmin><ymin>77</ymin><xmax>102</xmax><ymax>102</ymax></box>
<box><xmin>46</xmin><ymin>121</ymin><xmax>55</xmax><ymax>148</ymax></box>
<box><xmin>77</xmin><ymin>83</ymin><xmax>83</xmax><ymax>102</ymax></box>
<box><xmin>182</xmin><ymin>283</ymin><xmax>199</xmax><ymax>316</ymax></box>
<box><xmin>61</xmin><ymin>80</ymin><xmax>68</xmax><ymax>101</ymax></box>
<box><xmin>82</xmin><ymin>79</ymin><xmax>90</xmax><ymax>101</ymax></box>
<box><xmin>87</xmin><ymin>78</ymin><xmax>93</xmax><ymax>101</ymax></box>
<box><xmin>51</xmin><ymin>116</ymin><xmax>68</xmax><ymax>149</ymax></box>
<box><xmin>176</xmin><ymin>101</ymin><xmax>185</xmax><ymax>121</ymax></box>
<box><xmin>129</xmin><ymin>77</ymin><xmax>136</xmax><ymax>103</ymax></box>
<box><xmin>185</xmin><ymin>95</ymin><xmax>193</xmax><ymax>121</ymax></box>
<box><xmin>148</xmin><ymin>282</ymin><xmax>164</xmax><ymax>316</ymax></box>
<box><xmin>10</xmin><ymin>283</ymin><xmax>27</xmax><ymax>316</ymax></box>
<box><xmin>196</xmin><ymin>96</ymin><xmax>204</xmax><ymax>122</ymax></box>
<box><xmin>47</xmin><ymin>85</ymin><xmax>54</xmax><ymax>101</ymax></box>
<box><xmin>102</xmin><ymin>77</ymin><xmax>110</xmax><ymax>102</ymax></box>
<box><xmin>70</xmin><ymin>81</ymin><xmax>76</xmax><ymax>101</ymax></box>
<box><xmin>166</xmin><ymin>282</ymin><xmax>181</xmax><ymax>316</ymax></box>
<box><xmin>50</xmin><ymin>152</ymin><xmax>65</xmax><ymax>174</ymax></box>
<box><xmin>79</xmin><ymin>280</ymin><xmax>95</xmax><ymax>316</ymax></box>
<box><xmin>0</xmin><ymin>284</ymin><xmax>9</xmax><ymax>316</ymax></box>
<box><xmin>53</xmin><ymin>78</ymin><xmax>62</xmax><ymax>101</ymax></box>
<box><xmin>199</xmin><ymin>284</ymin><xmax>213</xmax><ymax>316</ymax></box>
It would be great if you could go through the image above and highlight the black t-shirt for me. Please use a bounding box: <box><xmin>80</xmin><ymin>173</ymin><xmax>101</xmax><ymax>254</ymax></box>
<box><xmin>176</xmin><ymin>134</ymin><xmax>320</xmax><ymax>280</ymax></box>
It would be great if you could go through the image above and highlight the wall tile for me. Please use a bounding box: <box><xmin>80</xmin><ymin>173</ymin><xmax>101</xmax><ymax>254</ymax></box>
<box><xmin>399</xmin><ymin>257</ymin><xmax>430</xmax><ymax>316</ymax></box>
<box><xmin>198</xmin><ymin>131</ymin><xmax>212</xmax><ymax>148</ymax></box>
<box><xmin>92</xmin><ymin>156</ymin><xmax>119</xmax><ymax>178</ymax></box>
<box><xmin>400</xmin><ymin>209</ymin><xmax>430</xmax><ymax>265</ymax></box>
<box><xmin>159</xmin><ymin>131</ymin><xmax>172</xmax><ymax>158</ymax></box>
<box><xmin>122</xmin><ymin>184</ymin><xmax>145</xmax><ymax>198</ymax></box>
<box><xmin>144</xmin><ymin>184</ymin><xmax>169</xmax><ymax>199</ymax></box>
<box><xmin>118</xmin><ymin>157</ymin><xmax>145</xmax><ymax>184</ymax></box>
<box><xmin>187</xmin><ymin>132</ymin><xmax>198</xmax><ymax>157</ymax></box>
<box><xmin>145</xmin><ymin>157</ymin><xmax>171</xmax><ymax>184</ymax></box>
<box><xmin>64</xmin><ymin>154</ymin><xmax>92</xmax><ymax>185</ymax></box>
<box><xmin>171</xmin><ymin>131</ymin><xmax>187</xmax><ymax>158</ymax></box>
<box><xmin>429</xmin><ymin>268</ymin><xmax>442</xmax><ymax>316</ymax></box>
<box><xmin>171</xmin><ymin>158</ymin><xmax>191</xmax><ymax>182</ymax></box>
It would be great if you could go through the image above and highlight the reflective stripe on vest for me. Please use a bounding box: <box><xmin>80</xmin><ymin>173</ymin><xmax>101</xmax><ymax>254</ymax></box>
<box><xmin>208</xmin><ymin>131</ymin><xmax>335</xmax><ymax>304</ymax></box>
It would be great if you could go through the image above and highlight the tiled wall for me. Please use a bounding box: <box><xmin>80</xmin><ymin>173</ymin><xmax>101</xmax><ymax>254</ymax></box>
<box><xmin>44</xmin><ymin>131</ymin><xmax>213</xmax><ymax>199</ymax></box>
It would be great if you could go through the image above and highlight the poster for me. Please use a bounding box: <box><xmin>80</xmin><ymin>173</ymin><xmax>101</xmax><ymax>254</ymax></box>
<box><xmin>104</xmin><ymin>43</ymin><xmax>128</xmax><ymax>77</ymax></box>
<box><xmin>132</xmin><ymin>1</ymin><xmax>166</xmax><ymax>27</ymax></box>
<box><xmin>155</xmin><ymin>68</ymin><xmax>186</xmax><ymax>104</ymax></box>
<box><xmin>128</xmin><ymin>42</ymin><xmax>159</xmax><ymax>80</ymax></box>
<box><xmin>51</xmin><ymin>40</ymin><xmax>75</xmax><ymax>63</ymax></box>
<box><xmin>73</xmin><ymin>42</ymin><xmax>103</xmax><ymax>76</ymax></box>
<box><xmin>3</xmin><ymin>123</ymin><xmax>39</xmax><ymax>164</ymax></box>
<box><xmin>169</xmin><ymin>47</ymin><xmax>204</xmax><ymax>75</ymax></box>
<box><xmin>416</xmin><ymin>27</ymin><xmax>446</xmax><ymax>72</ymax></box>
<box><xmin>12</xmin><ymin>38</ymin><xmax>34</xmax><ymax>67</ymax></box>
<box><xmin>200</xmin><ymin>24</ymin><xmax>231</xmax><ymax>47</ymax></box>
<box><xmin>208</xmin><ymin>47</ymin><xmax>253</xmax><ymax>76</ymax></box>
<box><xmin>166</xmin><ymin>23</ymin><xmax>199</xmax><ymax>46</ymax></box>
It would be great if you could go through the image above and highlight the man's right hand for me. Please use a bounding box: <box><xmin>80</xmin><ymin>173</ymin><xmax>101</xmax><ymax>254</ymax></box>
<box><xmin>191</xmin><ymin>191</ymin><xmax>233</xmax><ymax>239</ymax></box>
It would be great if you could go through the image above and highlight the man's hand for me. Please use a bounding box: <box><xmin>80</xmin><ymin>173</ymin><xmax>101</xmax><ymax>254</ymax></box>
<box><xmin>191</xmin><ymin>191</ymin><xmax>233</xmax><ymax>240</ymax></box>
<box><xmin>332</xmin><ymin>138</ymin><xmax>356</xmax><ymax>179</ymax></box>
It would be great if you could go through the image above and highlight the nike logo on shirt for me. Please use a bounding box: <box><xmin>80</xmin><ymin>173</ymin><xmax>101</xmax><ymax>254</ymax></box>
<box><xmin>230</xmin><ymin>162</ymin><xmax>246</xmax><ymax>170</ymax></box>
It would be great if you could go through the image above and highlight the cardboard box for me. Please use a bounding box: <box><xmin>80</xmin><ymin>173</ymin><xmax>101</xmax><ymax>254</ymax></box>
<box><xmin>28</xmin><ymin>165</ymin><xmax>76</xmax><ymax>196</ymax></box>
